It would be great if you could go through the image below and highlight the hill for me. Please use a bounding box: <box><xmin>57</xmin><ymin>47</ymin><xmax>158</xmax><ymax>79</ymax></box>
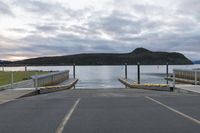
<box><xmin>9</xmin><ymin>48</ymin><xmax>193</xmax><ymax>66</ymax></box>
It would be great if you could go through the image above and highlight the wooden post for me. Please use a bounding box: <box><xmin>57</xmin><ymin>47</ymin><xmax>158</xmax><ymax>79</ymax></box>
<box><xmin>137</xmin><ymin>62</ymin><xmax>140</xmax><ymax>84</ymax></box>
<box><xmin>11</xmin><ymin>72</ymin><xmax>14</xmax><ymax>89</ymax></box>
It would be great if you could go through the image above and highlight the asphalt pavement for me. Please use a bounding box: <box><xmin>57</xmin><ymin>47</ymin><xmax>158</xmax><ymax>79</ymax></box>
<box><xmin>0</xmin><ymin>88</ymin><xmax>200</xmax><ymax>133</ymax></box>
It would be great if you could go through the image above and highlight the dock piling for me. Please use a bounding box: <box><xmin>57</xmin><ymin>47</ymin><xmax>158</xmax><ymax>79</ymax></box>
<box><xmin>73</xmin><ymin>64</ymin><xmax>76</xmax><ymax>89</ymax></box>
<box><xmin>124</xmin><ymin>63</ymin><xmax>128</xmax><ymax>88</ymax></box>
<box><xmin>173</xmin><ymin>70</ymin><xmax>175</xmax><ymax>88</ymax></box>
<box><xmin>137</xmin><ymin>62</ymin><xmax>140</xmax><ymax>84</ymax></box>
<box><xmin>166</xmin><ymin>63</ymin><xmax>169</xmax><ymax>84</ymax></box>
<box><xmin>125</xmin><ymin>63</ymin><xmax>127</xmax><ymax>79</ymax></box>
<box><xmin>73</xmin><ymin>64</ymin><xmax>76</xmax><ymax>79</ymax></box>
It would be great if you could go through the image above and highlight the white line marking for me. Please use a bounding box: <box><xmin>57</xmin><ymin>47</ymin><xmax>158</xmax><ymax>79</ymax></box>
<box><xmin>55</xmin><ymin>98</ymin><xmax>80</xmax><ymax>133</ymax></box>
<box><xmin>146</xmin><ymin>96</ymin><xmax>200</xmax><ymax>125</ymax></box>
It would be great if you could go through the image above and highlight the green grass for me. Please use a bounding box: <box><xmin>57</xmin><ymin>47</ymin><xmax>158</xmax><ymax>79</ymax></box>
<box><xmin>0</xmin><ymin>71</ymin><xmax>48</xmax><ymax>86</ymax></box>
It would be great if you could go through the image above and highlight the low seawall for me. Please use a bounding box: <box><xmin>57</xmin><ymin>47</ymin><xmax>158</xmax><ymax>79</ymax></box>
<box><xmin>32</xmin><ymin>71</ymin><xmax>69</xmax><ymax>87</ymax></box>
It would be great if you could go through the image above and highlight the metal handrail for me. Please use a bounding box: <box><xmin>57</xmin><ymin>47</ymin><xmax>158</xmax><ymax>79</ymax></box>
<box><xmin>173</xmin><ymin>69</ymin><xmax>200</xmax><ymax>88</ymax></box>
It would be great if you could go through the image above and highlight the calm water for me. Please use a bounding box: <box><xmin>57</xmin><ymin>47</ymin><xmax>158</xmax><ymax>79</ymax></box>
<box><xmin>2</xmin><ymin>65</ymin><xmax>200</xmax><ymax>88</ymax></box>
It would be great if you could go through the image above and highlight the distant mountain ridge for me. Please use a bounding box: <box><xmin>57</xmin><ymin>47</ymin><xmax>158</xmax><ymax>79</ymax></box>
<box><xmin>193</xmin><ymin>60</ymin><xmax>200</xmax><ymax>64</ymax></box>
<box><xmin>9</xmin><ymin>48</ymin><xmax>193</xmax><ymax>66</ymax></box>
<box><xmin>0</xmin><ymin>60</ymin><xmax>11</xmax><ymax>65</ymax></box>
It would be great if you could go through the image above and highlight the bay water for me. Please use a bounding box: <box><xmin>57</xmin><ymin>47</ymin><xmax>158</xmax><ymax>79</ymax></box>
<box><xmin>3</xmin><ymin>65</ymin><xmax>200</xmax><ymax>88</ymax></box>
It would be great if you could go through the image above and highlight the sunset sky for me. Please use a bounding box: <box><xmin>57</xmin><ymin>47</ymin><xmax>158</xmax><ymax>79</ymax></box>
<box><xmin>0</xmin><ymin>0</ymin><xmax>200</xmax><ymax>61</ymax></box>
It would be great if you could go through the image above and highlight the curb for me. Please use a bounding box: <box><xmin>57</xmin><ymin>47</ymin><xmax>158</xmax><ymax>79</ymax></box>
<box><xmin>0</xmin><ymin>79</ymin><xmax>79</xmax><ymax>105</ymax></box>
<box><xmin>118</xmin><ymin>78</ymin><xmax>172</xmax><ymax>92</ymax></box>
<box><xmin>174</xmin><ymin>87</ymin><xmax>200</xmax><ymax>95</ymax></box>
<box><xmin>38</xmin><ymin>79</ymin><xmax>78</xmax><ymax>94</ymax></box>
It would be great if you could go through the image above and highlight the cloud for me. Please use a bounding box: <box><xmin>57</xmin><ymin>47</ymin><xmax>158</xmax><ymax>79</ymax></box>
<box><xmin>0</xmin><ymin>1</ymin><xmax>14</xmax><ymax>16</ymax></box>
<box><xmin>35</xmin><ymin>25</ymin><xmax>59</xmax><ymax>32</ymax></box>
<box><xmin>19</xmin><ymin>33</ymin><xmax>124</xmax><ymax>55</ymax></box>
<box><xmin>90</xmin><ymin>11</ymin><xmax>142</xmax><ymax>36</ymax></box>
<box><xmin>8</xmin><ymin>28</ymin><xmax>29</xmax><ymax>33</ymax></box>
<box><xmin>177</xmin><ymin>0</ymin><xmax>200</xmax><ymax>20</ymax></box>
<box><xmin>14</xmin><ymin>0</ymin><xmax>91</xmax><ymax>20</ymax></box>
<box><xmin>0</xmin><ymin>0</ymin><xmax>200</xmax><ymax>61</ymax></box>
<box><xmin>15</xmin><ymin>0</ymin><xmax>66</xmax><ymax>15</ymax></box>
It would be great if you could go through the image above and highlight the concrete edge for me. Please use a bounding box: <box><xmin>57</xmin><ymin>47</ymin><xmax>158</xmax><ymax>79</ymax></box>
<box><xmin>118</xmin><ymin>78</ymin><xmax>172</xmax><ymax>92</ymax></box>
<box><xmin>0</xmin><ymin>79</ymin><xmax>78</xmax><ymax>105</ymax></box>
<box><xmin>0</xmin><ymin>99</ymin><xmax>16</xmax><ymax>105</ymax></box>
<box><xmin>18</xmin><ymin>91</ymin><xmax>38</xmax><ymax>98</ymax></box>
<box><xmin>165</xmin><ymin>77</ymin><xmax>200</xmax><ymax>85</ymax></box>
<box><xmin>38</xmin><ymin>79</ymin><xmax>78</xmax><ymax>94</ymax></box>
<box><xmin>174</xmin><ymin>87</ymin><xmax>200</xmax><ymax>95</ymax></box>
<box><xmin>18</xmin><ymin>79</ymin><xmax>78</xmax><ymax>98</ymax></box>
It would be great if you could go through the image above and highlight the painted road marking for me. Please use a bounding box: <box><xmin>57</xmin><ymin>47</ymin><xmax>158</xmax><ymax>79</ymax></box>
<box><xmin>146</xmin><ymin>96</ymin><xmax>200</xmax><ymax>125</ymax></box>
<box><xmin>55</xmin><ymin>98</ymin><xmax>80</xmax><ymax>133</ymax></box>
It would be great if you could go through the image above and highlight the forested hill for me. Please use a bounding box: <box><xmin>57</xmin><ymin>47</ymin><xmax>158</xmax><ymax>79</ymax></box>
<box><xmin>9</xmin><ymin>48</ymin><xmax>193</xmax><ymax>66</ymax></box>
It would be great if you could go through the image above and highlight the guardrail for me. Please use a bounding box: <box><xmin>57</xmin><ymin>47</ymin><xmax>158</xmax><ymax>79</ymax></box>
<box><xmin>173</xmin><ymin>69</ymin><xmax>200</xmax><ymax>87</ymax></box>
<box><xmin>31</xmin><ymin>70</ymin><xmax>69</xmax><ymax>88</ymax></box>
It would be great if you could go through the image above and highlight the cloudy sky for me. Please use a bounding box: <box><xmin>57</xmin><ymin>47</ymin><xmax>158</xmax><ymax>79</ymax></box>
<box><xmin>0</xmin><ymin>0</ymin><xmax>200</xmax><ymax>61</ymax></box>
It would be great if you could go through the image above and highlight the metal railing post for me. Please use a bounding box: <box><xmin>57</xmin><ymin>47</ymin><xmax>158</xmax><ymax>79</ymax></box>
<box><xmin>35</xmin><ymin>73</ymin><xmax>40</xmax><ymax>94</ymax></box>
<box><xmin>195</xmin><ymin>71</ymin><xmax>197</xmax><ymax>85</ymax></box>
<box><xmin>137</xmin><ymin>62</ymin><xmax>140</xmax><ymax>84</ymax></box>
<box><xmin>25</xmin><ymin>65</ymin><xmax>27</xmax><ymax>79</ymax></box>
<box><xmin>11</xmin><ymin>71</ymin><xmax>14</xmax><ymax>89</ymax></box>
<box><xmin>2</xmin><ymin>65</ymin><xmax>4</xmax><ymax>71</ymax></box>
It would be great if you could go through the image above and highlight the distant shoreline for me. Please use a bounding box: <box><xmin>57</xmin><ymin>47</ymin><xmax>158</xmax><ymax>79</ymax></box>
<box><xmin>1</xmin><ymin>64</ymin><xmax>195</xmax><ymax>67</ymax></box>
